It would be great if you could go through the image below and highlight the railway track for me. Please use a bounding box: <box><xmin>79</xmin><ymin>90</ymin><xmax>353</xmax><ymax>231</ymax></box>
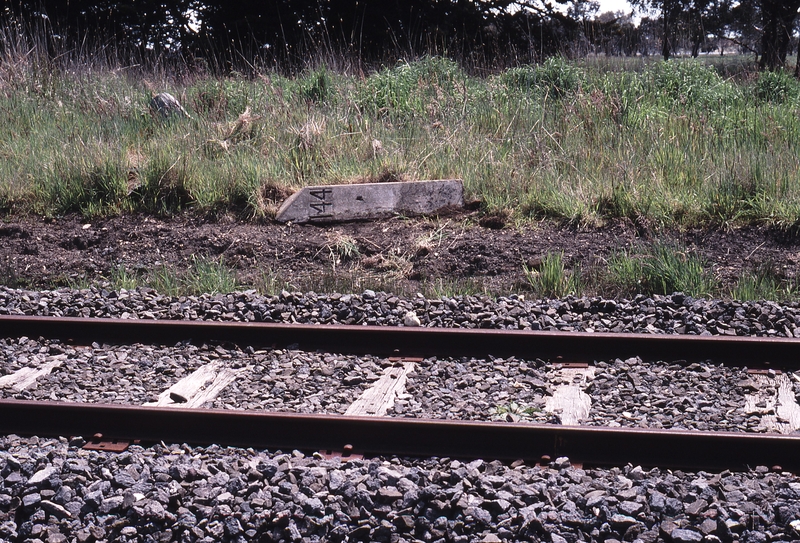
<box><xmin>2</xmin><ymin>315</ymin><xmax>800</xmax><ymax>472</ymax></box>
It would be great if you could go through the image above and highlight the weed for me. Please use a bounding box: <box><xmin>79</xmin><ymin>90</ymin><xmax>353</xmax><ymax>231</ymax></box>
<box><xmin>325</xmin><ymin>232</ymin><xmax>360</xmax><ymax>269</ymax></box>
<box><xmin>414</xmin><ymin>222</ymin><xmax>449</xmax><ymax>256</ymax></box>
<box><xmin>108</xmin><ymin>265</ymin><xmax>140</xmax><ymax>290</ymax></box>
<box><xmin>360</xmin><ymin>253</ymin><xmax>413</xmax><ymax>280</ymax></box>
<box><xmin>607</xmin><ymin>243</ymin><xmax>716</xmax><ymax>298</ymax></box>
<box><xmin>423</xmin><ymin>277</ymin><xmax>490</xmax><ymax>298</ymax></box>
<box><xmin>182</xmin><ymin>256</ymin><xmax>239</xmax><ymax>295</ymax></box>
<box><xmin>524</xmin><ymin>252</ymin><xmax>582</xmax><ymax>298</ymax></box>
<box><xmin>0</xmin><ymin>255</ymin><xmax>24</xmax><ymax>287</ymax></box>
<box><xmin>148</xmin><ymin>265</ymin><xmax>183</xmax><ymax>297</ymax></box>
<box><xmin>492</xmin><ymin>402</ymin><xmax>541</xmax><ymax>422</ymax></box>
<box><xmin>755</xmin><ymin>70</ymin><xmax>800</xmax><ymax>104</ymax></box>
<box><xmin>731</xmin><ymin>263</ymin><xmax>794</xmax><ymax>302</ymax></box>
<box><xmin>253</xmin><ymin>268</ymin><xmax>288</xmax><ymax>295</ymax></box>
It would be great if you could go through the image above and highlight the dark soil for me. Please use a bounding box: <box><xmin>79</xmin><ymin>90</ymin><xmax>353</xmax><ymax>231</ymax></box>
<box><xmin>1</xmin><ymin>213</ymin><xmax>798</xmax><ymax>297</ymax></box>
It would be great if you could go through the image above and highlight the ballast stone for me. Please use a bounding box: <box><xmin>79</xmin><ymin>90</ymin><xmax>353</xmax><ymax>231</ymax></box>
<box><xmin>275</xmin><ymin>179</ymin><xmax>463</xmax><ymax>223</ymax></box>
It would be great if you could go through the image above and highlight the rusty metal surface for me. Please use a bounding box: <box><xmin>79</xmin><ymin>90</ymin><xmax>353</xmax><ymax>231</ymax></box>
<box><xmin>1</xmin><ymin>315</ymin><xmax>799</xmax><ymax>367</ymax></box>
<box><xmin>82</xmin><ymin>433</ymin><xmax>133</xmax><ymax>452</ymax></box>
<box><xmin>0</xmin><ymin>399</ymin><xmax>798</xmax><ymax>471</ymax></box>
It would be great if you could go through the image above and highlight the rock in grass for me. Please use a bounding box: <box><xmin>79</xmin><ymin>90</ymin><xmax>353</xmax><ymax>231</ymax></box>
<box><xmin>149</xmin><ymin>93</ymin><xmax>191</xmax><ymax>119</ymax></box>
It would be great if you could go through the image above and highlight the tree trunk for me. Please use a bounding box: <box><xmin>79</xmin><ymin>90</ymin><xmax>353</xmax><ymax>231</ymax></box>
<box><xmin>662</xmin><ymin>10</ymin><xmax>671</xmax><ymax>60</ymax></box>
<box><xmin>796</xmin><ymin>42</ymin><xmax>800</xmax><ymax>78</ymax></box>
<box><xmin>759</xmin><ymin>0</ymin><xmax>800</xmax><ymax>70</ymax></box>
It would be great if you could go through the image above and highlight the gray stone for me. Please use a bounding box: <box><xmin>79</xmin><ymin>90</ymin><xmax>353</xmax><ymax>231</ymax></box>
<box><xmin>685</xmin><ymin>499</ymin><xmax>708</xmax><ymax>516</ymax></box>
<box><xmin>47</xmin><ymin>532</ymin><xmax>67</xmax><ymax>543</ymax></box>
<box><xmin>671</xmin><ymin>528</ymin><xmax>703</xmax><ymax>543</ymax></box>
<box><xmin>28</xmin><ymin>466</ymin><xmax>57</xmax><ymax>486</ymax></box>
<box><xmin>149</xmin><ymin>93</ymin><xmax>191</xmax><ymax>119</ymax></box>
<box><xmin>22</xmin><ymin>492</ymin><xmax>41</xmax><ymax>507</ymax></box>
<box><xmin>40</xmin><ymin>500</ymin><xmax>71</xmax><ymax>519</ymax></box>
<box><xmin>619</xmin><ymin>500</ymin><xmax>644</xmax><ymax>516</ymax></box>
<box><xmin>610</xmin><ymin>514</ymin><xmax>638</xmax><ymax>527</ymax></box>
<box><xmin>275</xmin><ymin>180</ymin><xmax>464</xmax><ymax>223</ymax></box>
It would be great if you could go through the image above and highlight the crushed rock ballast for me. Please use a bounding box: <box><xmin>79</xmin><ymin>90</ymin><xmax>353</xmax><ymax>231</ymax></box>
<box><xmin>2</xmin><ymin>436</ymin><xmax>800</xmax><ymax>543</ymax></box>
<box><xmin>3</xmin><ymin>287</ymin><xmax>800</xmax><ymax>542</ymax></box>
<box><xmin>1</xmin><ymin>287</ymin><xmax>799</xmax><ymax>338</ymax></box>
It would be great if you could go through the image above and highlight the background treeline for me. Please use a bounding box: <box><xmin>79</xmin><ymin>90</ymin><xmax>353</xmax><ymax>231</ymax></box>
<box><xmin>2</xmin><ymin>0</ymin><xmax>800</xmax><ymax>72</ymax></box>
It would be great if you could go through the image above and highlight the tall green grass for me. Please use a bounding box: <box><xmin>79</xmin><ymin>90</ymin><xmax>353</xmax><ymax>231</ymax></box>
<box><xmin>107</xmin><ymin>257</ymin><xmax>239</xmax><ymax>296</ymax></box>
<box><xmin>1</xmin><ymin>39</ymin><xmax>800</xmax><ymax>230</ymax></box>
<box><xmin>607</xmin><ymin>242</ymin><xmax>715</xmax><ymax>297</ymax></box>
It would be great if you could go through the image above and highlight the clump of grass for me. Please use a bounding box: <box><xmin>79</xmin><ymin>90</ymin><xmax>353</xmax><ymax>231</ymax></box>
<box><xmin>37</xmin><ymin>149</ymin><xmax>129</xmax><ymax>217</ymax></box>
<box><xmin>643</xmin><ymin>60</ymin><xmax>740</xmax><ymax>109</ymax></box>
<box><xmin>355</xmin><ymin>56</ymin><xmax>466</xmax><ymax>120</ymax></box>
<box><xmin>423</xmin><ymin>277</ymin><xmax>490</xmax><ymax>298</ymax></box>
<box><xmin>183</xmin><ymin>256</ymin><xmax>239</xmax><ymax>295</ymax></box>
<box><xmin>252</xmin><ymin>268</ymin><xmax>289</xmax><ymax>295</ymax></box>
<box><xmin>108</xmin><ymin>257</ymin><xmax>239</xmax><ymax>296</ymax></box>
<box><xmin>731</xmin><ymin>263</ymin><xmax>795</xmax><ymax>302</ymax></box>
<box><xmin>607</xmin><ymin>242</ymin><xmax>716</xmax><ymax>298</ymax></box>
<box><xmin>325</xmin><ymin>232</ymin><xmax>360</xmax><ymax>270</ymax></box>
<box><xmin>132</xmin><ymin>149</ymin><xmax>195</xmax><ymax>215</ymax></box>
<box><xmin>755</xmin><ymin>70</ymin><xmax>800</xmax><ymax>104</ymax></box>
<box><xmin>299</xmin><ymin>66</ymin><xmax>336</xmax><ymax>104</ymax></box>
<box><xmin>108</xmin><ymin>264</ymin><xmax>140</xmax><ymax>290</ymax></box>
<box><xmin>501</xmin><ymin>56</ymin><xmax>584</xmax><ymax>97</ymax></box>
<box><xmin>524</xmin><ymin>252</ymin><xmax>582</xmax><ymax>298</ymax></box>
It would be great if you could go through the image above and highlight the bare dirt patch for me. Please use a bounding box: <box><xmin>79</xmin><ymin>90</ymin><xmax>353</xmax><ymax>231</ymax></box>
<box><xmin>0</xmin><ymin>214</ymin><xmax>798</xmax><ymax>296</ymax></box>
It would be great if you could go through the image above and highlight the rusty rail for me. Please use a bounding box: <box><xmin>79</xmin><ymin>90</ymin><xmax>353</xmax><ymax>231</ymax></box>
<box><xmin>0</xmin><ymin>399</ymin><xmax>798</xmax><ymax>471</ymax></box>
<box><xmin>2</xmin><ymin>314</ymin><xmax>800</xmax><ymax>470</ymax></box>
<box><xmin>1</xmin><ymin>315</ymin><xmax>799</xmax><ymax>367</ymax></box>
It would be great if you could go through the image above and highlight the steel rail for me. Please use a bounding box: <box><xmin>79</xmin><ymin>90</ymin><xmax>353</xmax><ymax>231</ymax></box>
<box><xmin>0</xmin><ymin>399</ymin><xmax>797</xmax><ymax>471</ymax></box>
<box><xmin>1</xmin><ymin>315</ymin><xmax>800</xmax><ymax>367</ymax></box>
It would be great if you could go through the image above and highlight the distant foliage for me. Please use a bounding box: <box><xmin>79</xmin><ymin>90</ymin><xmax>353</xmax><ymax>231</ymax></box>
<box><xmin>355</xmin><ymin>57</ymin><xmax>466</xmax><ymax>118</ymax></box>
<box><xmin>755</xmin><ymin>70</ymin><xmax>800</xmax><ymax>104</ymax></box>
<box><xmin>644</xmin><ymin>61</ymin><xmax>741</xmax><ymax>109</ymax></box>
<box><xmin>299</xmin><ymin>67</ymin><xmax>336</xmax><ymax>105</ymax></box>
<box><xmin>501</xmin><ymin>57</ymin><xmax>583</xmax><ymax>98</ymax></box>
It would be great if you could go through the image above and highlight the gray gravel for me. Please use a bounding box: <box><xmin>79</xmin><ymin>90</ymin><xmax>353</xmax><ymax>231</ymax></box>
<box><xmin>0</xmin><ymin>336</ymin><xmax>772</xmax><ymax>432</ymax></box>
<box><xmin>3</xmin><ymin>287</ymin><xmax>800</xmax><ymax>540</ymax></box>
<box><xmin>0</xmin><ymin>338</ymin><xmax>375</xmax><ymax>413</ymax></box>
<box><xmin>1</xmin><ymin>435</ymin><xmax>800</xmax><ymax>543</ymax></box>
<box><xmin>2</xmin><ymin>286</ymin><xmax>800</xmax><ymax>337</ymax></box>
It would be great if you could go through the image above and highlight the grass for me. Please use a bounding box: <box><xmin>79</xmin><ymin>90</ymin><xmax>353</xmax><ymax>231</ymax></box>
<box><xmin>730</xmin><ymin>263</ymin><xmax>797</xmax><ymax>303</ymax></box>
<box><xmin>105</xmin><ymin>257</ymin><xmax>239</xmax><ymax>296</ymax></box>
<box><xmin>607</xmin><ymin>243</ymin><xmax>715</xmax><ymax>298</ymax></box>
<box><xmin>524</xmin><ymin>252</ymin><xmax>582</xmax><ymax>298</ymax></box>
<box><xmin>0</xmin><ymin>41</ymin><xmax>799</xmax><ymax>230</ymax></box>
<box><xmin>64</xmin><ymin>243</ymin><xmax>798</xmax><ymax>303</ymax></box>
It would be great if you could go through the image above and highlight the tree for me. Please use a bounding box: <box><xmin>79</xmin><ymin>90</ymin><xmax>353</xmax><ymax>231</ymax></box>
<box><xmin>757</xmin><ymin>0</ymin><xmax>800</xmax><ymax>70</ymax></box>
<box><xmin>628</xmin><ymin>0</ymin><xmax>692</xmax><ymax>60</ymax></box>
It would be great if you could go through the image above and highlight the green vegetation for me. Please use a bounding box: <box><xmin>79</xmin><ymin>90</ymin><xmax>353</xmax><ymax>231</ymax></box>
<box><xmin>1</xmin><ymin>51</ymin><xmax>800</xmax><ymax>231</ymax></box>
<box><xmin>730</xmin><ymin>263</ymin><xmax>797</xmax><ymax>303</ymax></box>
<box><xmin>525</xmin><ymin>252</ymin><xmax>582</xmax><ymax>298</ymax></box>
<box><xmin>105</xmin><ymin>257</ymin><xmax>239</xmax><ymax>296</ymax></box>
<box><xmin>491</xmin><ymin>402</ymin><xmax>541</xmax><ymax>422</ymax></box>
<box><xmin>79</xmin><ymin>244</ymin><xmax>797</xmax><ymax>302</ymax></box>
<box><xmin>607</xmin><ymin>243</ymin><xmax>715</xmax><ymax>298</ymax></box>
